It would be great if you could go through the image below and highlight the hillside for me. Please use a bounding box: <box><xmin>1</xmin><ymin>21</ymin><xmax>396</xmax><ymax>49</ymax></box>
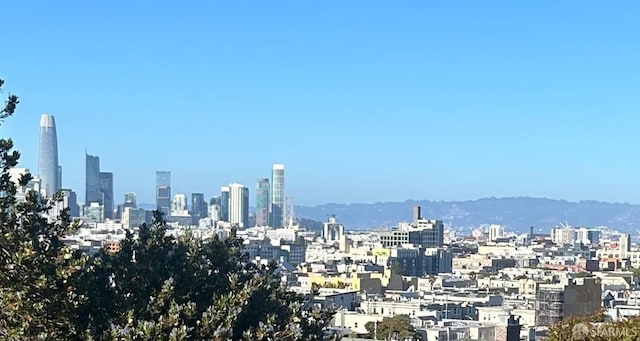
<box><xmin>295</xmin><ymin>197</ymin><xmax>640</xmax><ymax>233</ymax></box>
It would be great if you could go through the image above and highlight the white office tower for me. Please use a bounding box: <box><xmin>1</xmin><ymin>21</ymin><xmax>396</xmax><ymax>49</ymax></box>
<box><xmin>171</xmin><ymin>194</ymin><xmax>189</xmax><ymax>216</ymax></box>
<box><xmin>208</xmin><ymin>203</ymin><xmax>221</xmax><ymax>221</ymax></box>
<box><xmin>323</xmin><ymin>215</ymin><xmax>345</xmax><ymax>242</ymax></box>
<box><xmin>488</xmin><ymin>224</ymin><xmax>505</xmax><ymax>241</ymax></box>
<box><xmin>228</xmin><ymin>183</ymin><xmax>249</xmax><ymax>228</ymax></box>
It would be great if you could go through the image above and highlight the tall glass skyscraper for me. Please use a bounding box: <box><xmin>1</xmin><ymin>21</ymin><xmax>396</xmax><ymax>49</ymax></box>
<box><xmin>99</xmin><ymin>172</ymin><xmax>114</xmax><ymax>219</ymax></box>
<box><xmin>256</xmin><ymin>178</ymin><xmax>270</xmax><ymax>227</ymax></box>
<box><xmin>191</xmin><ymin>193</ymin><xmax>207</xmax><ymax>220</ymax></box>
<box><xmin>38</xmin><ymin>114</ymin><xmax>60</xmax><ymax>197</ymax></box>
<box><xmin>156</xmin><ymin>171</ymin><xmax>171</xmax><ymax>216</ymax></box>
<box><xmin>220</xmin><ymin>186</ymin><xmax>230</xmax><ymax>222</ymax></box>
<box><xmin>85</xmin><ymin>154</ymin><xmax>102</xmax><ymax>205</ymax></box>
<box><xmin>270</xmin><ymin>164</ymin><xmax>285</xmax><ymax>227</ymax></box>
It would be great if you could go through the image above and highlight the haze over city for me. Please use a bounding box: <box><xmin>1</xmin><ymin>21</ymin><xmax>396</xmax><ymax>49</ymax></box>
<box><xmin>3</xmin><ymin>1</ymin><xmax>640</xmax><ymax>205</ymax></box>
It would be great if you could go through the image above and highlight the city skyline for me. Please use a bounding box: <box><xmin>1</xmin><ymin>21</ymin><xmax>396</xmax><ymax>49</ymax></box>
<box><xmin>4</xmin><ymin>2</ymin><xmax>640</xmax><ymax>205</ymax></box>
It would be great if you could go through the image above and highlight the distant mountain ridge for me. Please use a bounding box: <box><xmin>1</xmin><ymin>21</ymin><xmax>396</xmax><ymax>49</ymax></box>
<box><xmin>294</xmin><ymin>197</ymin><xmax>640</xmax><ymax>233</ymax></box>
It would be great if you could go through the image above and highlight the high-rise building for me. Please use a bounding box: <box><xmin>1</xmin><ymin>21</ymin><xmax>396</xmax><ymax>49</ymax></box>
<box><xmin>38</xmin><ymin>114</ymin><xmax>60</xmax><ymax>197</ymax></box>
<box><xmin>84</xmin><ymin>202</ymin><xmax>104</xmax><ymax>223</ymax></box>
<box><xmin>171</xmin><ymin>194</ymin><xmax>189</xmax><ymax>216</ymax></box>
<box><xmin>220</xmin><ymin>186</ymin><xmax>230</xmax><ymax>222</ymax></box>
<box><xmin>122</xmin><ymin>207</ymin><xmax>148</xmax><ymax>230</ymax></box>
<box><xmin>156</xmin><ymin>171</ymin><xmax>171</xmax><ymax>216</ymax></box>
<box><xmin>191</xmin><ymin>193</ymin><xmax>207</xmax><ymax>220</ymax></box>
<box><xmin>488</xmin><ymin>224</ymin><xmax>505</xmax><ymax>241</ymax></box>
<box><xmin>323</xmin><ymin>215</ymin><xmax>345</xmax><ymax>242</ymax></box>
<box><xmin>124</xmin><ymin>192</ymin><xmax>137</xmax><ymax>208</ymax></box>
<box><xmin>256</xmin><ymin>178</ymin><xmax>270</xmax><ymax>227</ymax></box>
<box><xmin>58</xmin><ymin>189</ymin><xmax>79</xmax><ymax>217</ymax></box>
<box><xmin>228</xmin><ymin>183</ymin><xmax>249</xmax><ymax>228</ymax></box>
<box><xmin>85</xmin><ymin>154</ymin><xmax>103</xmax><ymax>205</ymax></box>
<box><xmin>99</xmin><ymin>172</ymin><xmax>114</xmax><ymax>219</ymax></box>
<box><xmin>58</xmin><ymin>165</ymin><xmax>62</xmax><ymax>189</ymax></box>
<box><xmin>209</xmin><ymin>196</ymin><xmax>221</xmax><ymax>221</ymax></box>
<box><xmin>270</xmin><ymin>164</ymin><xmax>285</xmax><ymax>227</ymax></box>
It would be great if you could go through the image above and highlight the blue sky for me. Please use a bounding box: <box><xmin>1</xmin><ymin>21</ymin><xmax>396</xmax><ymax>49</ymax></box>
<box><xmin>2</xmin><ymin>1</ymin><xmax>639</xmax><ymax>206</ymax></box>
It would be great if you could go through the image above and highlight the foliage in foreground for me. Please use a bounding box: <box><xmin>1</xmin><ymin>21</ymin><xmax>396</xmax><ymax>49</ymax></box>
<box><xmin>364</xmin><ymin>315</ymin><xmax>419</xmax><ymax>340</ymax></box>
<box><xmin>0</xmin><ymin>78</ymin><xmax>333</xmax><ymax>340</ymax></box>
<box><xmin>546</xmin><ymin>310</ymin><xmax>640</xmax><ymax>341</ymax></box>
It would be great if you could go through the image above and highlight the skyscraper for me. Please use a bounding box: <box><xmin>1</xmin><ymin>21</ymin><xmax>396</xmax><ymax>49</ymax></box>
<box><xmin>58</xmin><ymin>165</ymin><xmax>62</xmax><ymax>189</ymax></box>
<box><xmin>256</xmin><ymin>178</ymin><xmax>270</xmax><ymax>227</ymax></box>
<box><xmin>85</xmin><ymin>154</ymin><xmax>103</xmax><ymax>205</ymax></box>
<box><xmin>38</xmin><ymin>114</ymin><xmax>60</xmax><ymax>197</ymax></box>
<box><xmin>209</xmin><ymin>196</ymin><xmax>221</xmax><ymax>221</ymax></box>
<box><xmin>271</xmin><ymin>164</ymin><xmax>285</xmax><ymax>227</ymax></box>
<box><xmin>59</xmin><ymin>189</ymin><xmax>79</xmax><ymax>217</ymax></box>
<box><xmin>171</xmin><ymin>194</ymin><xmax>188</xmax><ymax>216</ymax></box>
<box><xmin>191</xmin><ymin>193</ymin><xmax>207</xmax><ymax>220</ymax></box>
<box><xmin>228</xmin><ymin>183</ymin><xmax>249</xmax><ymax>228</ymax></box>
<box><xmin>99</xmin><ymin>172</ymin><xmax>114</xmax><ymax>219</ymax></box>
<box><xmin>220</xmin><ymin>186</ymin><xmax>230</xmax><ymax>222</ymax></box>
<box><xmin>124</xmin><ymin>192</ymin><xmax>137</xmax><ymax>208</ymax></box>
<box><xmin>156</xmin><ymin>171</ymin><xmax>171</xmax><ymax>216</ymax></box>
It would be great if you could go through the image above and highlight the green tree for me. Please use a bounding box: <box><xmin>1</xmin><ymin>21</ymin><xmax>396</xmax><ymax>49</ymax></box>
<box><xmin>630</xmin><ymin>267</ymin><xmax>640</xmax><ymax>280</ymax></box>
<box><xmin>0</xmin><ymin>79</ymin><xmax>87</xmax><ymax>339</ymax></box>
<box><xmin>0</xmin><ymin>78</ymin><xmax>334</xmax><ymax>340</ymax></box>
<box><xmin>82</xmin><ymin>216</ymin><xmax>335</xmax><ymax>340</ymax></box>
<box><xmin>365</xmin><ymin>315</ymin><xmax>420</xmax><ymax>340</ymax></box>
<box><xmin>546</xmin><ymin>310</ymin><xmax>640</xmax><ymax>341</ymax></box>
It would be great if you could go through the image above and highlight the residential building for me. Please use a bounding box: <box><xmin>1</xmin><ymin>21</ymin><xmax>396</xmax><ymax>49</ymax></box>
<box><xmin>489</xmin><ymin>224</ymin><xmax>505</xmax><ymax>241</ymax></box>
<box><xmin>535</xmin><ymin>277</ymin><xmax>602</xmax><ymax>326</ymax></box>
